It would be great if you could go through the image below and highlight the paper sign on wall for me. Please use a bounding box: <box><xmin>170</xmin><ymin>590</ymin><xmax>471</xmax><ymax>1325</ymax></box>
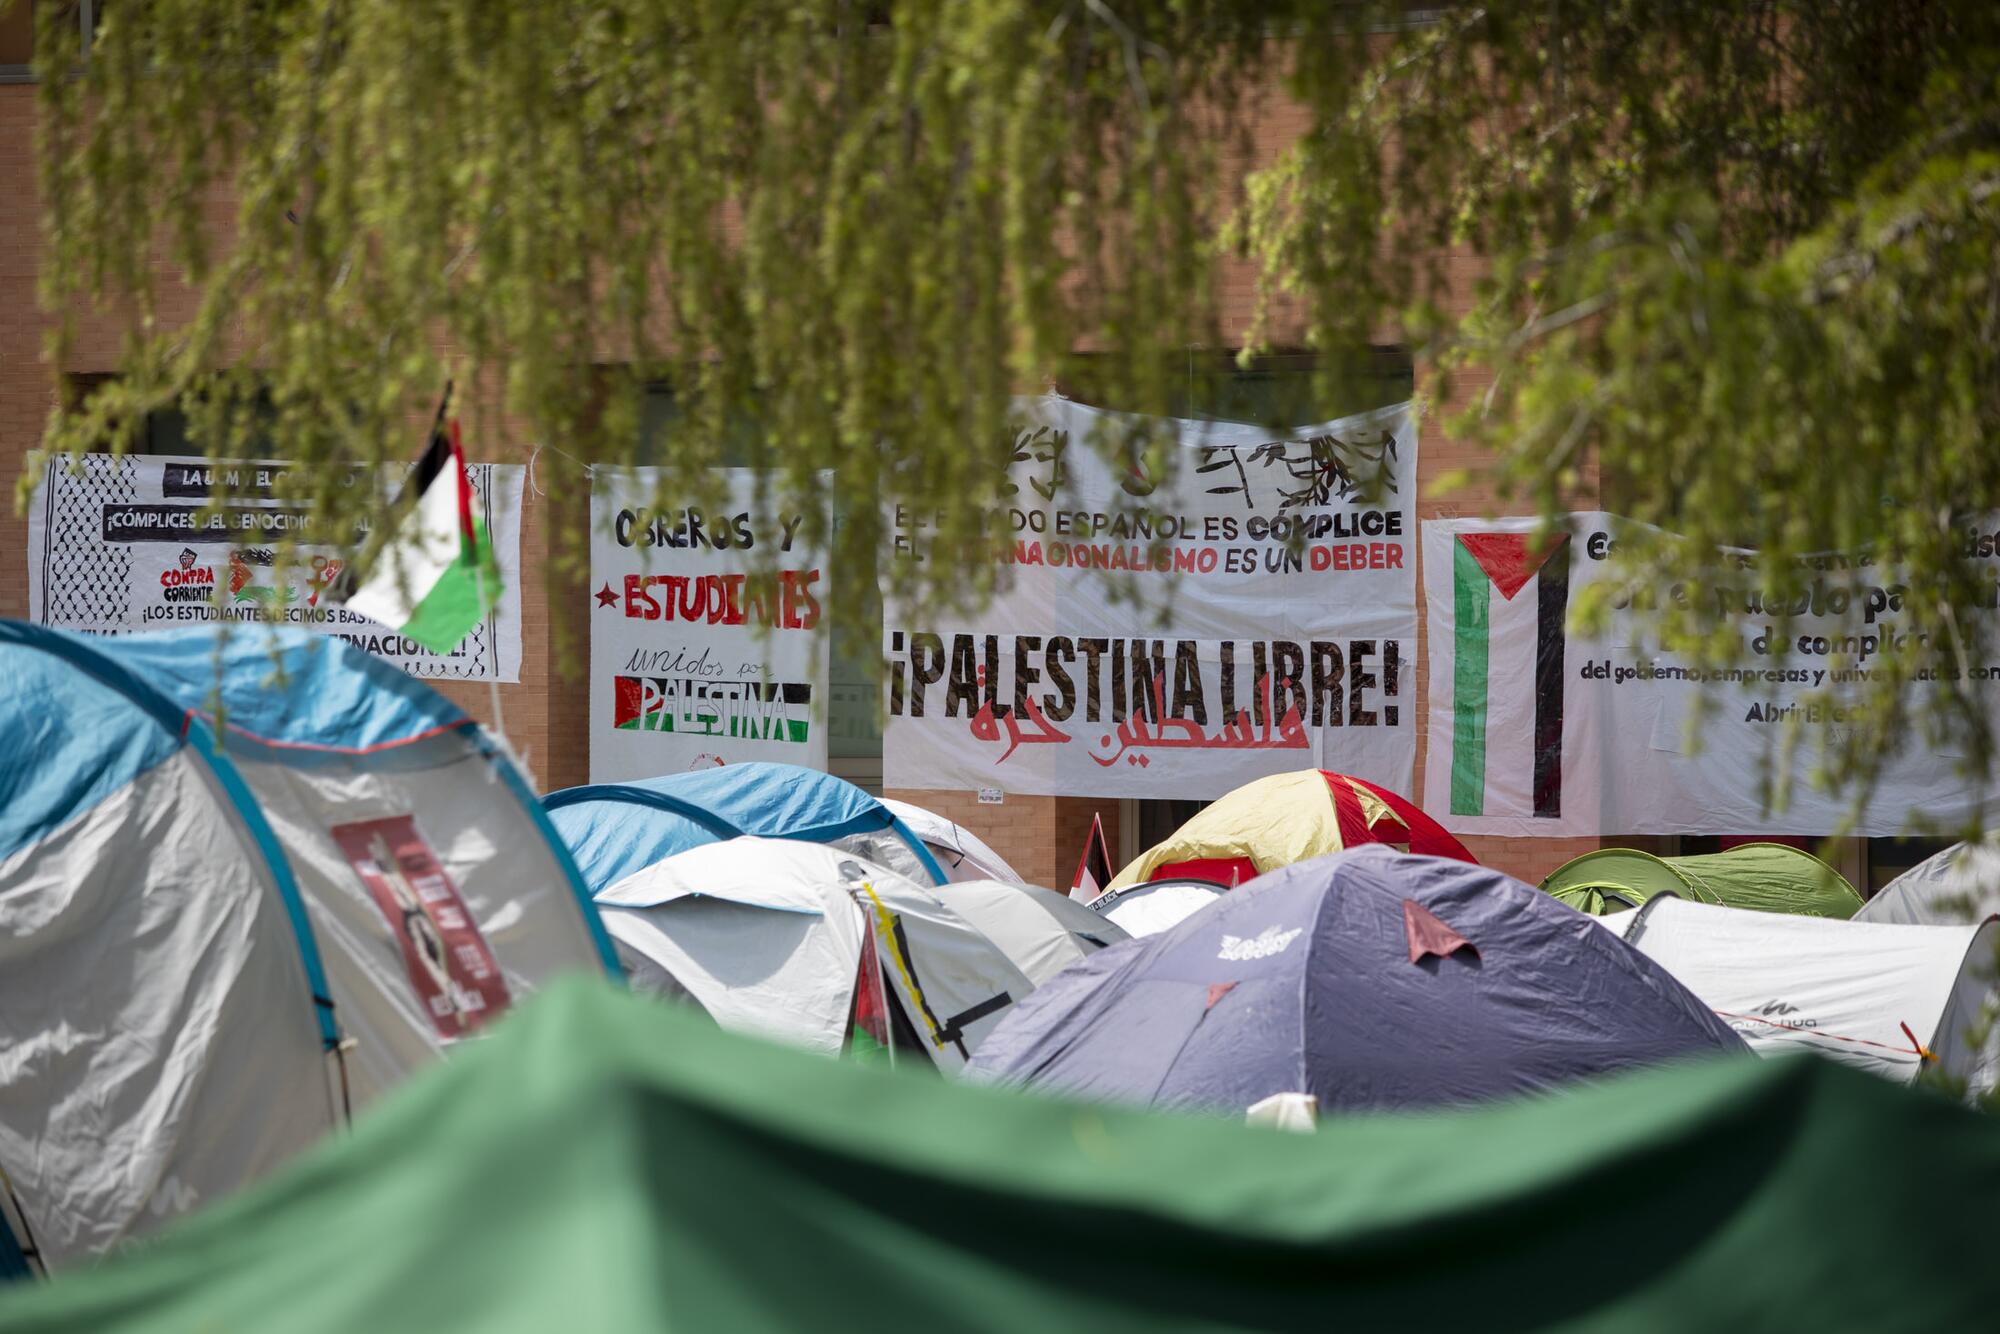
<box><xmin>588</xmin><ymin>468</ymin><xmax>831</xmax><ymax>781</ymax></box>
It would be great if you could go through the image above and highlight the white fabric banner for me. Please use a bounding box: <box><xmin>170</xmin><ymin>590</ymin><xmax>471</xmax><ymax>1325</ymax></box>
<box><xmin>589</xmin><ymin>468</ymin><xmax>830</xmax><ymax>781</ymax></box>
<box><xmin>884</xmin><ymin>397</ymin><xmax>1419</xmax><ymax>799</ymax></box>
<box><xmin>26</xmin><ymin>453</ymin><xmax>524</xmax><ymax>681</ymax></box>
<box><xmin>1423</xmin><ymin>512</ymin><xmax>2000</xmax><ymax>837</ymax></box>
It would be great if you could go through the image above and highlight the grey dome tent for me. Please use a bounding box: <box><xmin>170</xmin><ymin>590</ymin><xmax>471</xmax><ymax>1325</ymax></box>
<box><xmin>880</xmin><ymin>798</ymin><xmax>1026</xmax><ymax>885</ymax></box>
<box><xmin>1859</xmin><ymin>840</ymin><xmax>2000</xmax><ymax>925</ymax></box>
<box><xmin>938</xmin><ymin>879</ymin><xmax>1128</xmax><ymax>985</ymax></box>
<box><xmin>546</xmin><ymin>763</ymin><xmax>950</xmax><ymax>890</ymax></box>
<box><xmin>596</xmin><ymin>837</ymin><xmax>1034</xmax><ymax>1069</ymax></box>
<box><xmin>0</xmin><ymin>623</ymin><xmax>616</xmax><ymax>1273</ymax></box>
<box><xmin>1600</xmin><ymin>896</ymin><xmax>2000</xmax><ymax>1094</ymax></box>
<box><xmin>971</xmin><ymin>846</ymin><xmax>1746</xmax><ymax>1114</ymax></box>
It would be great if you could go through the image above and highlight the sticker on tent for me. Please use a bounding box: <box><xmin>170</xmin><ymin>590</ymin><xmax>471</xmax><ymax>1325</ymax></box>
<box><xmin>331</xmin><ymin>816</ymin><xmax>512</xmax><ymax>1038</ymax></box>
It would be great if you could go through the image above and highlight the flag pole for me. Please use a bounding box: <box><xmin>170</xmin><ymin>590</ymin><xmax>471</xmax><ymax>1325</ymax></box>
<box><xmin>443</xmin><ymin>391</ymin><xmax>520</xmax><ymax>780</ymax></box>
<box><xmin>876</xmin><ymin>917</ymin><xmax>896</xmax><ymax>1073</ymax></box>
<box><xmin>474</xmin><ymin>554</ymin><xmax>506</xmax><ymax>741</ymax></box>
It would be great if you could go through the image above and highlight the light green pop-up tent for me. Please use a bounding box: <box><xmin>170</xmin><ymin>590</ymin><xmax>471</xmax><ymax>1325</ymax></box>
<box><xmin>5</xmin><ymin>979</ymin><xmax>1997</xmax><ymax>1333</ymax></box>
<box><xmin>1542</xmin><ymin>842</ymin><xmax>1865</xmax><ymax>918</ymax></box>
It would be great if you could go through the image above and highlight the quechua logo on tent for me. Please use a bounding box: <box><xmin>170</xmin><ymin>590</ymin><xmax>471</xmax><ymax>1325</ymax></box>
<box><xmin>1218</xmin><ymin>924</ymin><xmax>1303</xmax><ymax>962</ymax></box>
<box><xmin>1449</xmin><ymin>531</ymin><xmax>1570</xmax><ymax>818</ymax></box>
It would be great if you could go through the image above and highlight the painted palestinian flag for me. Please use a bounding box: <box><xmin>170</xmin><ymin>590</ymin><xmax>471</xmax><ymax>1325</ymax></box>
<box><xmin>612</xmin><ymin>677</ymin><xmax>813</xmax><ymax>742</ymax></box>
<box><xmin>342</xmin><ymin>416</ymin><xmax>501</xmax><ymax>653</ymax></box>
<box><xmin>1447</xmin><ymin>531</ymin><xmax>1570</xmax><ymax>819</ymax></box>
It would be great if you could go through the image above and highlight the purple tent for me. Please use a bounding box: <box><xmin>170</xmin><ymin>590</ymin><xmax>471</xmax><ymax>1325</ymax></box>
<box><xmin>968</xmin><ymin>846</ymin><xmax>1748</xmax><ymax>1114</ymax></box>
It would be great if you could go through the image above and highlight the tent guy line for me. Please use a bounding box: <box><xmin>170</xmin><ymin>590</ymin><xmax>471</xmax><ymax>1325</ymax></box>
<box><xmin>1713</xmin><ymin>1010</ymin><xmax>1932</xmax><ymax>1061</ymax></box>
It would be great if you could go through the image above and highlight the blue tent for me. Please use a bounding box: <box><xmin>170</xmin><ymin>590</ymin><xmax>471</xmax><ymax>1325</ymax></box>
<box><xmin>969</xmin><ymin>845</ymin><xmax>1748</xmax><ymax>1114</ymax></box>
<box><xmin>0</xmin><ymin>623</ymin><xmax>616</xmax><ymax>1274</ymax></box>
<box><xmin>545</xmin><ymin>762</ymin><xmax>948</xmax><ymax>891</ymax></box>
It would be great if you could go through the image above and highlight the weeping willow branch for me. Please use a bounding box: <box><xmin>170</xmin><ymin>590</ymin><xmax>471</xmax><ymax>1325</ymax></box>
<box><xmin>31</xmin><ymin>0</ymin><xmax>2000</xmax><ymax>823</ymax></box>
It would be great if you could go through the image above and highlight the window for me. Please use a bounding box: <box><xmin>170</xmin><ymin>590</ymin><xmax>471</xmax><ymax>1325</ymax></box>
<box><xmin>1866</xmin><ymin>836</ymin><xmax>1953</xmax><ymax>896</ymax></box>
<box><xmin>0</xmin><ymin>2</ymin><xmax>33</xmax><ymax>71</ymax></box>
<box><xmin>1</xmin><ymin>2</ymin><xmax>105</xmax><ymax>80</ymax></box>
<box><xmin>1055</xmin><ymin>347</ymin><xmax>1414</xmax><ymax>429</ymax></box>
<box><xmin>67</xmin><ymin>375</ymin><xmax>285</xmax><ymax>458</ymax></box>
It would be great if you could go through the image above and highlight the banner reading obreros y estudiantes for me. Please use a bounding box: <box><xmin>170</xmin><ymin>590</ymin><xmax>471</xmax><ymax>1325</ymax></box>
<box><xmin>1424</xmin><ymin>512</ymin><xmax>2000</xmax><ymax>837</ymax></box>
<box><xmin>26</xmin><ymin>453</ymin><xmax>524</xmax><ymax>681</ymax></box>
<box><xmin>589</xmin><ymin>468</ymin><xmax>830</xmax><ymax>781</ymax></box>
<box><xmin>883</xmin><ymin>397</ymin><xmax>1419</xmax><ymax>799</ymax></box>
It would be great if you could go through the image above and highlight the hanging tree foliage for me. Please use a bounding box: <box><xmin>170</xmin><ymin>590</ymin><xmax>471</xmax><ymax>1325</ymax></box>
<box><xmin>29</xmin><ymin>1</ymin><xmax>2000</xmax><ymax>823</ymax></box>
<box><xmin>32</xmin><ymin>0</ymin><xmax>1267</xmax><ymax>634</ymax></box>
<box><xmin>1238</xmin><ymin>1</ymin><xmax>2000</xmax><ymax>824</ymax></box>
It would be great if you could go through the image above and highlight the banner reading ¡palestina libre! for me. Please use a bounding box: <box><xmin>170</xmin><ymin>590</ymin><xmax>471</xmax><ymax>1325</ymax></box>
<box><xmin>883</xmin><ymin>396</ymin><xmax>1420</xmax><ymax>800</ymax></box>
<box><xmin>26</xmin><ymin>453</ymin><xmax>525</xmax><ymax>681</ymax></box>
<box><xmin>588</xmin><ymin>467</ymin><xmax>830</xmax><ymax>781</ymax></box>
<box><xmin>1423</xmin><ymin>512</ymin><xmax>2000</xmax><ymax>838</ymax></box>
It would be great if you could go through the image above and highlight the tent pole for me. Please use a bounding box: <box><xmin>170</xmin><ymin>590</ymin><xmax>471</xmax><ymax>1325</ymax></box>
<box><xmin>0</xmin><ymin>1167</ymin><xmax>46</xmax><ymax>1279</ymax></box>
<box><xmin>879</xmin><ymin>919</ymin><xmax>896</xmax><ymax>1073</ymax></box>
<box><xmin>474</xmin><ymin>558</ymin><xmax>508</xmax><ymax>750</ymax></box>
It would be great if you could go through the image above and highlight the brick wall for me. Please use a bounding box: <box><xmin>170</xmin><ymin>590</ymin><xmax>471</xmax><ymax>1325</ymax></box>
<box><xmin>0</xmin><ymin>84</ymin><xmax>597</xmax><ymax>790</ymax></box>
<box><xmin>1</xmin><ymin>88</ymin><xmax>42</xmax><ymax>627</ymax></box>
<box><xmin>0</xmin><ymin>74</ymin><xmax>1607</xmax><ymax>889</ymax></box>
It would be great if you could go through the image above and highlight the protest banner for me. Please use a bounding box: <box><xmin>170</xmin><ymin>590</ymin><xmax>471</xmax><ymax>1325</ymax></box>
<box><xmin>26</xmin><ymin>453</ymin><xmax>524</xmax><ymax>680</ymax></box>
<box><xmin>589</xmin><ymin>468</ymin><xmax>829</xmax><ymax>781</ymax></box>
<box><xmin>884</xmin><ymin>397</ymin><xmax>1420</xmax><ymax>799</ymax></box>
<box><xmin>1424</xmin><ymin>513</ymin><xmax>2000</xmax><ymax>837</ymax></box>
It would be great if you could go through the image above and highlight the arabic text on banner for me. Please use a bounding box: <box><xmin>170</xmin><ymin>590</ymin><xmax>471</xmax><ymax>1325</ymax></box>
<box><xmin>883</xmin><ymin>397</ymin><xmax>1420</xmax><ymax>799</ymax></box>
<box><xmin>588</xmin><ymin>467</ymin><xmax>830</xmax><ymax>781</ymax></box>
<box><xmin>26</xmin><ymin>454</ymin><xmax>525</xmax><ymax>681</ymax></box>
<box><xmin>1423</xmin><ymin>512</ymin><xmax>2000</xmax><ymax>837</ymax></box>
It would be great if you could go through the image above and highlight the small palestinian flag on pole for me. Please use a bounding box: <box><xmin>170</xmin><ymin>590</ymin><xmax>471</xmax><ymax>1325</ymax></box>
<box><xmin>341</xmin><ymin>389</ymin><xmax>502</xmax><ymax>653</ymax></box>
<box><xmin>1069</xmin><ymin>812</ymin><xmax>1115</xmax><ymax>902</ymax></box>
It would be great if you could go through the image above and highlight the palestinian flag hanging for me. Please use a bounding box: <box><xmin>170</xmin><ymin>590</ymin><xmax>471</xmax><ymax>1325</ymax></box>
<box><xmin>342</xmin><ymin>409</ymin><xmax>502</xmax><ymax>654</ymax></box>
<box><xmin>1446</xmin><ymin>531</ymin><xmax>1570</xmax><ymax>819</ymax></box>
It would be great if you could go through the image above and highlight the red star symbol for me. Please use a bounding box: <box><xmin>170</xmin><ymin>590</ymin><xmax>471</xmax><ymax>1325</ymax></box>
<box><xmin>594</xmin><ymin>582</ymin><xmax>618</xmax><ymax>609</ymax></box>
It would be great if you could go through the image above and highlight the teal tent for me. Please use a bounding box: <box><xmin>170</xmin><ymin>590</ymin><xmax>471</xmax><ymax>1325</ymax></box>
<box><xmin>5</xmin><ymin>980</ymin><xmax>1998</xmax><ymax>1332</ymax></box>
<box><xmin>1542</xmin><ymin>842</ymin><xmax>1865</xmax><ymax>918</ymax></box>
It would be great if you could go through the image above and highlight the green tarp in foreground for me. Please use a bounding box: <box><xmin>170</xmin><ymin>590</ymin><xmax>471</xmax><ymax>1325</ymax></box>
<box><xmin>6</xmin><ymin>979</ymin><xmax>1997</xmax><ymax>1333</ymax></box>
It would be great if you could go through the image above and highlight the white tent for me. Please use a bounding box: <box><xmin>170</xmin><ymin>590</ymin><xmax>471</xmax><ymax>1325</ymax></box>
<box><xmin>1601</xmin><ymin>897</ymin><xmax>2000</xmax><ymax>1092</ymax></box>
<box><xmin>1859</xmin><ymin>840</ymin><xmax>2000</xmax><ymax>925</ymax></box>
<box><xmin>880</xmin><ymin>799</ymin><xmax>1025</xmax><ymax>885</ymax></box>
<box><xmin>937</xmin><ymin>879</ymin><xmax>1129</xmax><ymax>985</ymax></box>
<box><xmin>1084</xmin><ymin>879</ymin><xmax>1226</xmax><ymax>938</ymax></box>
<box><xmin>0</xmin><ymin>626</ymin><xmax>616</xmax><ymax>1271</ymax></box>
<box><xmin>596</xmin><ymin>838</ymin><xmax>1035</xmax><ymax>1070</ymax></box>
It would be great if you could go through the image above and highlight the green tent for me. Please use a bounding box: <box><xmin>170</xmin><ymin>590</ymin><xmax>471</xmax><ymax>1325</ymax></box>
<box><xmin>5</xmin><ymin>979</ymin><xmax>1997</xmax><ymax>1333</ymax></box>
<box><xmin>1541</xmin><ymin>842</ymin><xmax>1865</xmax><ymax>918</ymax></box>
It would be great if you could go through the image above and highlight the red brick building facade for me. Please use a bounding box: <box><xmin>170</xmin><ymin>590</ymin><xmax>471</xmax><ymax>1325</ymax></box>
<box><xmin>0</xmin><ymin>11</ymin><xmax>1614</xmax><ymax>889</ymax></box>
